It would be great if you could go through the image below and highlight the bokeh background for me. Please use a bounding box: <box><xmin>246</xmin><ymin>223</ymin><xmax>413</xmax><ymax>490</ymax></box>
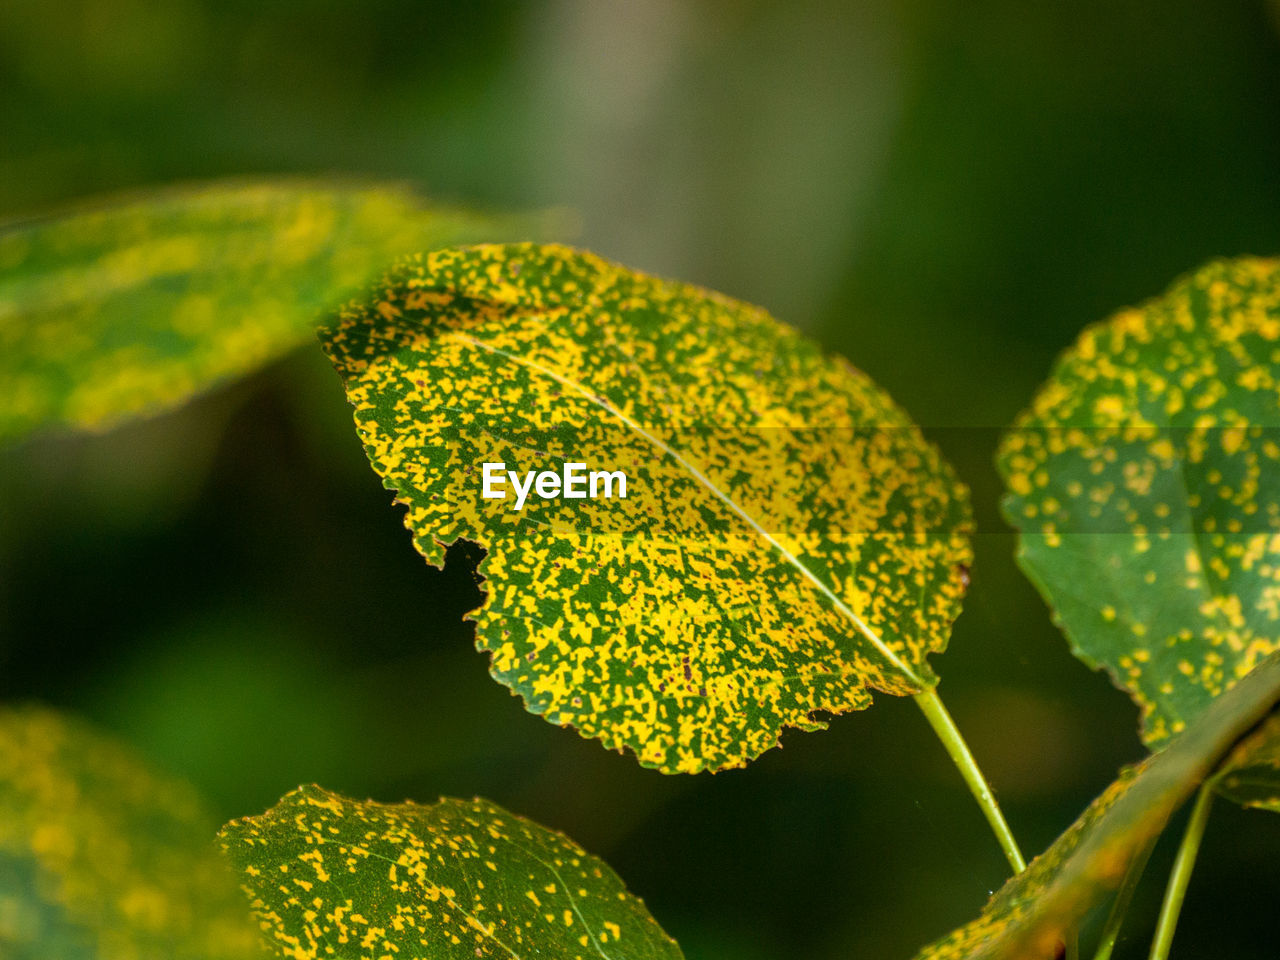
<box><xmin>3</xmin><ymin>1</ymin><xmax>1280</xmax><ymax>957</ymax></box>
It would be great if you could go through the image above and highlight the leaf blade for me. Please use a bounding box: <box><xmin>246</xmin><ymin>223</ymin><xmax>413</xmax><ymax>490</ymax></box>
<box><xmin>0</xmin><ymin>179</ymin><xmax>530</xmax><ymax>443</ymax></box>
<box><xmin>219</xmin><ymin>786</ymin><xmax>684</xmax><ymax>960</ymax></box>
<box><xmin>1214</xmin><ymin>710</ymin><xmax>1280</xmax><ymax>812</ymax></box>
<box><xmin>998</xmin><ymin>257</ymin><xmax>1280</xmax><ymax>746</ymax></box>
<box><xmin>321</xmin><ymin>243</ymin><xmax>973</xmax><ymax>773</ymax></box>
<box><xmin>0</xmin><ymin>705</ymin><xmax>261</xmax><ymax>960</ymax></box>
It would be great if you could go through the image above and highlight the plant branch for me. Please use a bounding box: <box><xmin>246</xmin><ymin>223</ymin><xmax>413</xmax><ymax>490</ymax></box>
<box><xmin>1148</xmin><ymin>781</ymin><xmax>1215</xmax><ymax>960</ymax></box>
<box><xmin>914</xmin><ymin>687</ymin><xmax>1027</xmax><ymax>873</ymax></box>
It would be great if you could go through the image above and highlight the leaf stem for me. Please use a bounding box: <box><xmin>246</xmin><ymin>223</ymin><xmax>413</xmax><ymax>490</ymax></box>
<box><xmin>1148</xmin><ymin>781</ymin><xmax>1215</xmax><ymax>960</ymax></box>
<box><xmin>913</xmin><ymin>687</ymin><xmax>1026</xmax><ymax>873</ymax></box>
<box><xmin>1093</xmin><ymin>837</ymin><xmax>1156</xmax><ymax>960</ymax></box>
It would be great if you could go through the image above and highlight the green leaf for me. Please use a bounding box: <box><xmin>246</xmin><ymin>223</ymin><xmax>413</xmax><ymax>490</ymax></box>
<box><xmin>219</xmin><ymin>785</ymin><xmax>683</xmax><ymax>960</ymax></box>
<box><xmin>320</xmin><ymin>243</ymin><xmax>972</xmax><ymax>774</ymax></box>
<box><xmin>0</xmin><ymin>179</ymin><xmax>528</xmax><ymax>443</ymax></box>
<box><xmin>998</xmin><ymin>257</ymin><xmax>1280</xmax><ymax>745</ymax></box>
<box><xmin>1213</xmin><ymin>710</ymin><xmax>1280</xmax><ymax>812</ymax></box>
<box><xmin>0</xmin><ymin>704</ymin><xmax>261</xmax><ymax>960</ymax></box>
<box><xmin>912</xmin><ymin>651</ymin><xmax>1280</xmax><ymax>960</ymax></box>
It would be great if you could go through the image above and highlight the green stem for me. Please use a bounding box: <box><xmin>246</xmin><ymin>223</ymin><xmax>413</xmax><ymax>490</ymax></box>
<box><xmin>914</xmin><ymin>687</ymin><xmax>1027</xmax><ymax>873</ymax></box>
<box><xmin>1148</xmin><ymin>782</ymin><xmax>1216</xmax><ymax>960</ymax></box>
<box><xmin>1093</xmin><ymin>837</ymin><xmax>1156</xmax><ymax>960</ymax></box>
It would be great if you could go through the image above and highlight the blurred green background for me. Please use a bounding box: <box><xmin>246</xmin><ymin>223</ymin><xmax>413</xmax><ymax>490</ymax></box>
<box><xmin>2</xmin><ymin>1</ymin><xmax>1280</xmax><ymax>957</ymax></box>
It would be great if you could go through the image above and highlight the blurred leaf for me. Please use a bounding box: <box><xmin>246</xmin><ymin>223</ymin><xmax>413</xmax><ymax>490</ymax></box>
<box><xmin>0</xmin><ymin>704</ymin><xmax>261</xmax><ymax>960</ymax></box>
<box><xmin>219</xmin><ymin>785</ymin><xmax>683</xmax><ymax>960</ymax></box>
<box><xmin>320</xmin><ymin>243</ymin><xmax>971</xmax><ymax>773</ymax></box>
<box><xmin>998</xmin><ymin>258</ymin><xmax>1280</xmax><ymax>745</ymax></box>
<box><xmin>0</xmin><ymin>179</ymin><xmax>532</xmax><ymax>443</ymax></box>
<box><xmin>1214</xmin><ymin>710</ymin><xmax>1280</xmax><ymax>813</ymax></box>
<box><xmin>912</xmin><ymin>652</ymin><xmax>1280</xmax><ymax>960</ymax></box>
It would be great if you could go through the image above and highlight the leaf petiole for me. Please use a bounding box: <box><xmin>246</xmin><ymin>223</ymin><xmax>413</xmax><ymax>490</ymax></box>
<box><xmin>1148</xmin><ymin>780</ymin><xmax>1216</xmax><ymax>960</ymax></box>
<box><xmin>914</xmin><ymin>687</ymin><xmax>1027</xmax><ymax>874</ymax></box>
<box><xmin>1092</xmin><ymin>835</ymin><xmax>1156</xmax><ymax>960</ymax></box>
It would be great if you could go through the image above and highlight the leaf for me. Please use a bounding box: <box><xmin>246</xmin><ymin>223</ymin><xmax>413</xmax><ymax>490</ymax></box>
<box><xmin>320</xmin><ymin>243</ymin><xmax>972</xmax><ymax>774</ymax></box>
<box><xmin>0</xmin><ymin>704</ymin><xmax>261</xmax><ymax>960</ymax></box>
<box><xmin>1214</xmin><ymin>710</ymin><xmax>1280</xmax><ymax>812</ymax></box>
<box><xmin>998</xmin><ymin>257</ymin><xmax>1280</xmax><ymax>746</ymax></box>
<box><xmin>912</xmin><ymin>651</ymin><xmax>1280</xmax><ymax>960</ymax></box>
<box><xmin>0</xmin><ymin>179</ymin><xmax>529</xmax><ymax>443</ymax></box>
<box><xmin>219</xmin><ymin>785</ymin><xmax>684</xmax><ymax>960</ymax></box>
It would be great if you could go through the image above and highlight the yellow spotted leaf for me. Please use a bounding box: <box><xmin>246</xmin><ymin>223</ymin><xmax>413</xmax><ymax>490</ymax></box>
<box><xmin>1214</xmin><ymin>710</ymin><xmax>1280</xmax><ymax>812</ymax></box>
<box><xmin>998</xmin><ymin>258</ymin><xmax>1280</xmax><ymax>747</ymax></box>
<box><xmin>320</xmin><ymin>243</ymin><xmax>972</xmax><ymax>774</ymax></box>
<box><xmin>0</xmin><ymin>705</ymin><xmax>262</xmax><ymax>960</ymax></box>
<box><xmin>219</xmin><ymin>786</ymin><xmax>683</xmax><ymax>960</ymax></box>
<box><xmin>912</xmin><ymin>652</ymin><xmax>1280</xmax><ymax>960</ymax></box>
<box><xmin>0</xmin><ymin>179</ymin><xmax>531</xmax><ymax>443</ymax></box>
